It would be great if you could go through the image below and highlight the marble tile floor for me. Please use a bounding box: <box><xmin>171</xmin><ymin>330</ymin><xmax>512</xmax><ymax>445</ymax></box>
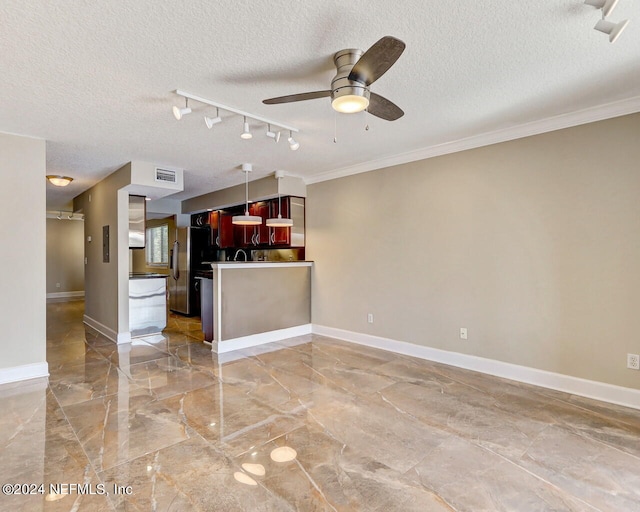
<box><xmin>1</xmin><ymin>300</ymin><xmax>639</xmax><ymax>511</ymax></box>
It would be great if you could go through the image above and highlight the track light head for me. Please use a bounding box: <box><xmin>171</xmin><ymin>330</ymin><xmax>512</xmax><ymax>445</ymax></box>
<box><xmin>266</xmin><ymin>124</ymin><xmax>281</xmax><ymax>143</ymax></box>
<box><xmin>287</xmin><ymin>131</ymin><xmax>300</xmax><ymax>151</ymax></box>
<box><xmin>594</xmin><ymin>18</ymin><xmax>630</xmax><ymax>43</ymax></box>
<box><xmin>173</xmin><ymin>98</ymin><xmax>191</xmax><ymax>120</ymax></box>
<box><xmin>584</xmin><ymin>0</ymin><xmax>620</xmax><ymax>17</ymax></box>
<box><xmin>204</xmin><ymin>108</ymin><xmax>222</xmax><ymax>129</ymax></box>
<box><xmin>241</xmin><ymin>116</ymin><xmax>252</xmax><ymax>139</ymax></box>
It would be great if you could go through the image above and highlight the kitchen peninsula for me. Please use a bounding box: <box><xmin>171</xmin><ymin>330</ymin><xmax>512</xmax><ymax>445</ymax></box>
<box><xmin>205</xmin><ymin>261</ymin><xmax>312</xmax><ymax>353</ymax></box>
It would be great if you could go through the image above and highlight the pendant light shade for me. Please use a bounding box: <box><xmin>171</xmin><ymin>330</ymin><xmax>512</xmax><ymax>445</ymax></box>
<box><xmin>232</xmin><ymin>164</ymin><xmax>262</xmax><ymax>226</ymax></box>
<box><xmin>266</xmin><ymin>215</ymin><xmax>294</xmax><ymax>227</ymax></box>
<box><xmin>266</xmin><ymin>170</ymin><xmax>294</xmax><ymax>227</ymax></box>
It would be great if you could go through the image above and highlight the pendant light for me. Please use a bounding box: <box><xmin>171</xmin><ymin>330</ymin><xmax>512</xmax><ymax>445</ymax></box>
<box><xmin>266</xmin><ymin>170</ymin><xmax>293</xmax><ymax>227</ymax></box>
<box><xmin>232</xmin><ymin>164</ymin><xmax>262</xmax><ymax>226</ymax></box>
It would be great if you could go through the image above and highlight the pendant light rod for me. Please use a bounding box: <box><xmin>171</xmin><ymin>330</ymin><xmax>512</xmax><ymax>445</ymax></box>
<box><xmin>174</xmin><ymin>90</ymin><xmax>299</xmax><ymax>133</ymax></box>
<box><xmin>266</xmin><ymin>170</ymin><xmax>294</xmax><ymax>227</ymax></box>
<box><xmin>244</xmin><ymin>164</ymin><xmax>250</xmax><ymax>214</ymax></box>
<box><xmin>232</xmin><ymin>163</ymin><xmax>263</xmax><ymax>226</ymax></box>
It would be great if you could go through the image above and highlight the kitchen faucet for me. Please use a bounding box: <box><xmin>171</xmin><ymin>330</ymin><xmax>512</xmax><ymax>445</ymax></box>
<box><xmin>233</xmin><ymin>249</ymin><xmax>248</xmax><ymax>262</ymax></box>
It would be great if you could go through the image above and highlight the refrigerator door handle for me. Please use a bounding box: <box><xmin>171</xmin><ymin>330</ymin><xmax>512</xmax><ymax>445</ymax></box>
<box><xmin>171</xmin><ymin>240</ymin><xmax>180</xmax><ymax>280</ymax></box>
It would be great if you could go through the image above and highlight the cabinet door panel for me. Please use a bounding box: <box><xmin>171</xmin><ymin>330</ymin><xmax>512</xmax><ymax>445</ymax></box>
<box><xmin>218</xmin><ymin>212</ymin><xmax>235</xmax><ymax>248</ymax></box>
<box><xmin>209</xmin><ymin>210</ymin><xmax>220</xmax><ymax>247</ymax></box>
<box><xmin>270</xmin><ymin>198</ymin><xmax>291</xmax><ymax>245</ymax></box>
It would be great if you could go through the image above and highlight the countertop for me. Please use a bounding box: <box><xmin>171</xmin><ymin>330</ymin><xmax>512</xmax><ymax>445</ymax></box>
<box><xmin>129</xmin><ymin>272</ymin><xmax>169</xmax><ymax>279</ymax></box>
<box><xmin>205</xmin><ymin>261</ymin><xmax>313</xmax><ymax>269</ymax></box>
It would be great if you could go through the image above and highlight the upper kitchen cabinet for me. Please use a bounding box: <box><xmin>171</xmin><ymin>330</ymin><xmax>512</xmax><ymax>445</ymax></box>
<box><xmin>209</xmin><ymin>210</ymin><xmax>220</xmax><ymax>247</ymax></box>
<box><xmin>289</xmin><ymin>197</ymin><xmax>305</xmax><ymax>247</ymax></box>
<box><xmin>269</xmin><ymin>197</ymin><xmax>290</xmax><ymax>246</ymax></box>
<box><xmin>250</xmin><ymin>201</ymin><xmax>270</xmax><ymax>246</ymax></box>
<box><xmin>191</xmin><ymin>196</ymin><xmax>305</xmax><ymax>250</ymax></box>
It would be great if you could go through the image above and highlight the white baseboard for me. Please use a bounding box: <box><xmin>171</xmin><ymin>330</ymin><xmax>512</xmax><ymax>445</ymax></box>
<box><xmin>0</xmin><ymin>362</ymin><xmax>49</xmax><ymax>386</ymax></box>
<box><xmin>312</xmin><ymin>325</ymin><xmax>640</xmax><ymax>411</ymax></box>
<box><xmin>213</xmin><ymin>324</ymin><xmax>313</xmax><ymax>354</ymax></box>
<box><xmin>83</xmin><ymin>315</ymin><xmax>131</xmax><ymax>345</ymax></box>
<box><xmin>46</xmin><ymin>291</ymin><xmax>85</xmax><ymax>300</ymax></box>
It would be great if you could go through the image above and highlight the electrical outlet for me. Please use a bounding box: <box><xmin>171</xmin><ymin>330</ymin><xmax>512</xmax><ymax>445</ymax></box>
<box><xmin>56</xmin><ymin>283</ymin><xmax>60</xmax><ymax>288</ymax></box>
<box><xmin>367</xmin><ymin>313</ymin><xmax>374</xmax><ymax>324</ymax></box>
<box><xmin>627</xmin><ymin>354</ymin><xmax>640</xmax><ymax>370</ymax></box>
<box><xmin>460</xmin><ymin>327</ymin><xmax>468</xmax><ymax>340</ymax></box>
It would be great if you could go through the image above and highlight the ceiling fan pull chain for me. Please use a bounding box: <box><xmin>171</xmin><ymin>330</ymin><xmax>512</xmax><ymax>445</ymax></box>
<box><xmin>333</xmin><ymin>110</ymin><xmax>338</xmax><ymax>143</ymax></box>
<box><xmin>365</xmin><ymin>109</ymin><xmax>370</xmax><ymax>131</ymax></box>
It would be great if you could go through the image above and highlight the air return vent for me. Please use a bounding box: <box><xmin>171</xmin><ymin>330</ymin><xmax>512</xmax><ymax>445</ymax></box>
<box><xmin>155</xmin><ymin>168</ymin><xmax>177</xmax><ymax>183</ymax></box>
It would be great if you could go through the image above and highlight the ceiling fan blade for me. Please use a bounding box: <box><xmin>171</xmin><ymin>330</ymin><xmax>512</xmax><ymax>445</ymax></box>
<box><xmin>263</xmin><ymin>90</ymin><xmax>331</xmax><ymax>105</ymax></box>
<box><xmin>367</xmin><ymin>93</ymin><xmax>404</xmax><ymax>121</ymax></box>
<box><xmin>348</xmin><ymin>36</ymin><xmax>406</xmax><ymax>86</ymax></box>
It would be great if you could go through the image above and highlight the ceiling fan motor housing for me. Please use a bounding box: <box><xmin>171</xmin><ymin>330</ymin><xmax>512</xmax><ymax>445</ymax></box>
<box><xmin>331</xmin><ymin>49</ymin><xmax>370</xmax><ymax>112</ymax></box>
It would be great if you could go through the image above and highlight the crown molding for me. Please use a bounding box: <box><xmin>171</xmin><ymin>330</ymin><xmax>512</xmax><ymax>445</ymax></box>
<box><xmin>305</xmin><ymin>95</ymin><xmax>640</xmax><ymax>185</ymax></box>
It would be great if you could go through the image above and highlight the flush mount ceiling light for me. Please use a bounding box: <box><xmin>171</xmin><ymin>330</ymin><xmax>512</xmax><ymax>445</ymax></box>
<box><xmin>204</xmin><ymin>108</ymin><xmax>222</xmax><ymax>129</ymax></box>
<box><xmin>287</xmin><ymin>131</ymin><xmax>300</xmax><ymax>151</ymax></box>
<box><xmin>585</xmin><ymin>0</ymin><xmax>620</xmax><ymax>17</ymax></box>
<box><xmin>266</xmin><ymin>124</ymin><xmax>281</xmax><ymax>143</ymax></box>
<box><xmin>232</xmin><ymin>164</ymin><xmax>263</xmax><ymax>226</ymax></box>
<box><xmin>46</xmin><ymin>175</ymin><xmax>73</xmax><ymax>187</ymax></box>
<box><xmin>593</xmin><ymin>18</ymin><xmax>630</xmax><ymax>42</ymax></box>
<box><xmin>240</xmin><ymin>116</ymin><xmax>253</xmax><ymax>139</ymax></box>
<box><xmin>172</xmin><ymin>90</ymin><xmax>299</xmax><ymax>147</ymax></box>
<box><xmin>266</xmin><ymin>170</ymin><xmax>294</xmax><ymax>228</ymax></box>
<box><xmin>172</xmin><ymin>98</ymin><xmax>191</xmax><ymax>120</ymax></box>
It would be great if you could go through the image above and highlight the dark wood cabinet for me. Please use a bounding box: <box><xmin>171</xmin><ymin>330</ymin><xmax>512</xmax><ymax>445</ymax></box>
<box><xmin>249</xmin><ymin>202</ymin><xmax>270</xmax><ymax>246</ymax></box>
<box><xmin>198</xmin><ymin>196</ymin><xmax>304</xmax><ymax>252</ymax></box>
<box><xmin>209</xmin><ymin>210</ymin><xmax>220</xmax><ymax>247</ymax></box>
<box><xmin>269</xmin><ymin>197</ymin><xmax>291</xmax><ymax>246</ymax></box>
<box><xmin>218</xmin><ymin>210</ymin><xmax>236</xmax><ymax>249</ymax></box>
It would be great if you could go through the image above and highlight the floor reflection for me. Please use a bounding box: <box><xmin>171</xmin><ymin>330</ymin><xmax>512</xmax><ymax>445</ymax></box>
<box><xmin>0</xmin><ymin>299</ymin><xmax>639</xmax><ymax>511</ymax></box>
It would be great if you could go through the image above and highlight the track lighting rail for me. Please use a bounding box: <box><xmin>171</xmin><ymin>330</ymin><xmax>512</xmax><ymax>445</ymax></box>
<box><xmin>174</xmin><ymin>90</ymin><xmax>299</xmax><ymax>133</ymax></box>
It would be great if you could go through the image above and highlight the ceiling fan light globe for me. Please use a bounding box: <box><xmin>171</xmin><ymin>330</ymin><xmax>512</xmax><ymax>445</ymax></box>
<box><xmin>332</xmin><ymin>95</ymin><xmax>369</xmax><ymax>114</ymax></box>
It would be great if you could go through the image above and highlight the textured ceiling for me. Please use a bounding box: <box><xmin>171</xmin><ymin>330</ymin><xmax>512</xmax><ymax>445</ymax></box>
<box><xmin>2</xmin><ymin>1</ymin><xmax>639</xmax><ymax>210</ymax></box>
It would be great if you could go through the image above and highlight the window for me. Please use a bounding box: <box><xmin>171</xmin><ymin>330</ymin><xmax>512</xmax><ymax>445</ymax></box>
<box><xmin>145</xmin><ymin>224</ymin><xmax>169</xmax><ymax>266</ymax></box>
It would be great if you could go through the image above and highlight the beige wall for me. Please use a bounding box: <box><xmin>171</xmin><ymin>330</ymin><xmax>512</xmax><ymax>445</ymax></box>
<box><xmin>0</xmin><ymin>133</ymin><xmax>46</xmax><ymax>371</ymax></box>
<box><xmin>307</xmin><ymin>113</ymin><xmax>640</xmax><ymax>390</ymax></box>
<box><xmin>46</xmin><ymin>217</ymin><xmax>84</xmax><ymax>294</ymax></box>
<box><xmin>74</xmin><ymin>163</ymin><xmax>132</xmax><ymax>339</ymax></box>
<box><xmin>182</xmin><ymin>175</ymin><xmax>305</xmax><ymax>213</ymax></box>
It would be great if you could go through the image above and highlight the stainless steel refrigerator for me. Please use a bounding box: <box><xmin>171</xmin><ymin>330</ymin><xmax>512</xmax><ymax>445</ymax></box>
<box><xmin>169</xmin><ymin>227</ymin><xmax>209</xmax><ymax>315</ymax></box>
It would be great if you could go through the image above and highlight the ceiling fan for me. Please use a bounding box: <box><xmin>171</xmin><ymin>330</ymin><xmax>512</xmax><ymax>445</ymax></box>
<box><xmin>263</xmin><ymin>36</ymin><xmax>406</xmax><ymax>121</ymax></box>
